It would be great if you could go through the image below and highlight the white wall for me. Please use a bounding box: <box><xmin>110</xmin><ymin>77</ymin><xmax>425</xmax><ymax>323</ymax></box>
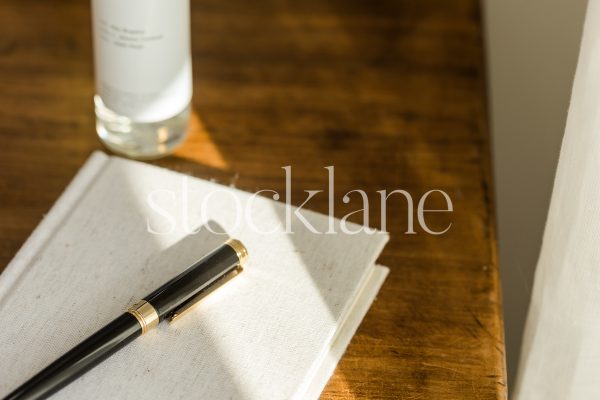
<box><xmin>482</xmin><ymin>0</ymin><xmax>587</xmax><ymax>389</ymax></box>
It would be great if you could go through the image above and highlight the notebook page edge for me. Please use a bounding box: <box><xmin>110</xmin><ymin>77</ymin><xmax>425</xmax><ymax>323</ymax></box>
<box><xmin>303</xmin><ymin>233</ymin><xmax>389</xmax><ymax>388</ymax></box>
<box><xmin>295</xmin><ymin>265</ymin><xmax>390</xmax><ymax>400</ymax></box>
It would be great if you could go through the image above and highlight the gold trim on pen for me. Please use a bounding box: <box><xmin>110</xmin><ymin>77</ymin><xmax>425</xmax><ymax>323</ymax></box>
<box><xmin>128</xmin><ymin>300</ymin><xmax>159</xmax><ymax>334</ymax></box>
<box><xmin>225</xmin><ymin>238</ymin><xmax>248</xmax><ymax>267</ymax></box>
<box><xmin>168</xmin><ymin>265</ymin><xmax>243</xmax><ymax>323</ymax></box>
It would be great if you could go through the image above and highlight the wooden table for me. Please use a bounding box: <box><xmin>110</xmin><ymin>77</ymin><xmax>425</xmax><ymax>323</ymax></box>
<box><xmin>0</xmin><ymin>0</ymin><xmax>506</xmax><ymax>398</ymax></box>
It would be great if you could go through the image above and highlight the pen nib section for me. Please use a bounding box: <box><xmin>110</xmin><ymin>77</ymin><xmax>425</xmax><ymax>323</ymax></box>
<box><xmin>168</xmin><ymin>265</ymin><xmax>243</xmax><ymax>323</ymax></box>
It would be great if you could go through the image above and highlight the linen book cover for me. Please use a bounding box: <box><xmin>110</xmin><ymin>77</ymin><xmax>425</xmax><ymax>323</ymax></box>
<box><xmin>0</xmin><ymin>152</ymin><xmax>389</xmax><ymax>399</ymax></box>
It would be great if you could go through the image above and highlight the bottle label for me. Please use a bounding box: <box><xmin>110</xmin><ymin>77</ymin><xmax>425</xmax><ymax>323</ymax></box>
<box><xmin>91</xmin><ymin>0</ymin><xmax>192</xmax><ymax>122</ymax></box>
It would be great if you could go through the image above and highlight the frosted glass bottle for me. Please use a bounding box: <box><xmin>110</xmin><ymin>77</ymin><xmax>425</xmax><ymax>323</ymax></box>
<box><xmin>91</xmin><ymin>0</ymin><xmax>192</xmax><ymax>159</ymax></box>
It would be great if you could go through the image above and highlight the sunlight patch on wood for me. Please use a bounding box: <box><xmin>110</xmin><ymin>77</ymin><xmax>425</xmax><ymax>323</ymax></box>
<box><xmin>175</xmin><ymin>111</ymin><xmax>229</xmax><ymax>170</ymax></box>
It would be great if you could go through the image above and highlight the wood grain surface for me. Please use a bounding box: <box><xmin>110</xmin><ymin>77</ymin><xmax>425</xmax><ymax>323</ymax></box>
<box><xmin>0</xmin><ymin>0</ymin><xmax>506</xmax><ymax>398</ymax></box>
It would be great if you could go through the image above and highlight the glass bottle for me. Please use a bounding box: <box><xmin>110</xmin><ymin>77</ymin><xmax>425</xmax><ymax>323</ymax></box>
<box><xmin>91</xmin><ymin>0</ymin><xmax>192</xmax><ymax>159</ymax></box>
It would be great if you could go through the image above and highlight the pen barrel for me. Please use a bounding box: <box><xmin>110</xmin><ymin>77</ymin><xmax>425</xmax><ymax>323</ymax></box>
<box><xmin>4</xmin><ymin>239</ymin><xmax>247</xmax><ymax>400</ymax></box>
<box><xmin>143</xmin><ymin>241</ymin><xmax>242</xmax><ymax>319</ymax></box>
<box><xmin>3</xmin><ymin>313</ymin><xmax>141</xmax><ymax>400</ymax></box>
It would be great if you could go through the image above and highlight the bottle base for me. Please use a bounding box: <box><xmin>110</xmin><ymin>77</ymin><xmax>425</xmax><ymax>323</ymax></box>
<box><xmin>95</xmin><ymin>95</ymin><xmax>190</xmax><ymax>160</ymax></box>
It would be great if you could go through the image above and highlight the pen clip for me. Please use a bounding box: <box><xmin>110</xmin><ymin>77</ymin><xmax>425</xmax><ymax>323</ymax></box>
<box><xmin>167</xmin><ymin>264</ymin><xmax>244</xmax><ymax>323</ymax></box>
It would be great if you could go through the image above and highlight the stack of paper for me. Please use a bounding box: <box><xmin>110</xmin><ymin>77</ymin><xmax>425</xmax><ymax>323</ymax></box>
<box><xmin>0</xmin><ymin>152</ymin><xmax>388</xmax><ymax>399</ymax></box>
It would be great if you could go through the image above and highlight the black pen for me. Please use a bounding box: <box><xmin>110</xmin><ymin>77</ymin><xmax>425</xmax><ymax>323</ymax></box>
<box><xmin>3</xmin><ymin>239</ymin><xmax>248</xmax><ymax>400</ymax></box>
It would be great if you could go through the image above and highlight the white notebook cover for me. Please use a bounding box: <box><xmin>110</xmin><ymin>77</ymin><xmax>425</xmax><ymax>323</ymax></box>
<box><xmin>0</xmin><ymin>152</ymin><xmax>389</xmax><ymax>399</ymax></box>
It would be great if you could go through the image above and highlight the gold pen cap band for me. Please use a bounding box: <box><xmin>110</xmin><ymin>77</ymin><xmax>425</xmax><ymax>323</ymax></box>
<box><xmin>127</xmin><ymin>300</ymin><xmax>159</xmax><ymax>334</ymax></box>
<box><xmin>225</xmin><ymin>238</ymin><xmax>248</xmax><ymax>267</ymax></box>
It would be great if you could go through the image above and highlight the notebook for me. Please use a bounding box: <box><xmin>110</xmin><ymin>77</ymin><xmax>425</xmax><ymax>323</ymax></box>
<box><xmin>0</xmin><ymin>151</ymin><xmax>389</xmax><ymax>399</ymax></box>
